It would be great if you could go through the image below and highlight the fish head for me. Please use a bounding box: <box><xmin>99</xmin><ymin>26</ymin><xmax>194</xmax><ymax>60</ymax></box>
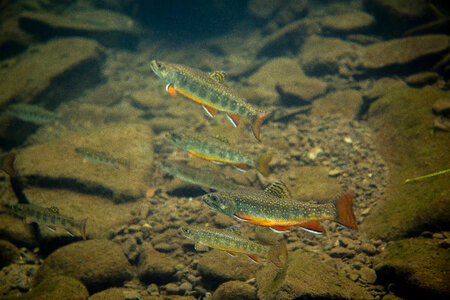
<box><xmin>165</xmin><ymin>132</ymin><xmax>186</xmax><ymax>148</ymax></box>
<box><xmin>179</xmin><ymin>226</ymin><xmax>197</xmax><ymax>240</ymax></box>
<box><xmin>150</xmin><ymin>60</ymin><xmax>172</xmax><ymax>81</ymax></box>
<box><xmin>202</xmin><ymin>192</ymin><xmax>236</xmax><ymax>216</ymax></box>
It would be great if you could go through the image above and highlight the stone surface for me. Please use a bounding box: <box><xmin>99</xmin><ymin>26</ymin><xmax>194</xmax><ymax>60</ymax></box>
<box><xmin>275</xmin><ymin>77</ymin><xmax>327</xmax><ymax>105</ymax></box>
<box><xmin>138</xmin><ymin>242</ymin><xmax>177</xmax><ymax>284</ymax></box>
<box><xmin>299</xmin><ymin>35</ymin><xmax>362</xmax><ymax>75</ymax></box>
<box><xmin>21</xmin><ymin>275</ymin><xmax>88</xmax><ymax>300</ymax></box>
<box><xmin>432</xmin><ymin>98</ymin><xmax>450</xmax><ymax>115</ymax></box>
<box><xmin>34</xmin><ymin>240</ymin><xmax>133</xmax><ymax>293</ymax></box>
<box><xmin>0</xmin><ymin>215</ymin><xmax>38</xmax><ymax>248</ymax></box>
<box><xmin>359</xmin><ymin>35</ymin><xmax>449</xmax><ymax>70</ymax></box>
<box><xmin>288</xmin><ymin>166</ymin><xmax>341</xmax><ymax>200</ymax></box>
<box><xmin>89</xmin><ymin>287</ymin><xmax>125</xmax><ymax>300</ymax></box>
<box><xmin>312</xmin><ymin>89</ymin><xmax>363</xmax><ymax>120</ymax></box>
<box><xmin>0</xmin><ymin>240</ymin><xmax>20</xmax><ymax>268</ymax></box>
<box><xmin>362</xmin><ymin>86</ymin><xmax>450</xmax><ymax>240</ymax></box>
<box><xmin>320</xmin><ymin>11</ymin><xmax>375</xmax><ymax>34</ymax></box>
<box><xmin>212</xmin><ymin>280</ymin><xmax>257</xmax><ymax>300</ymax></box>
<box><xmin>363</xmin><ymin>77</ymin><xmax>407</xmax><ymax>100</ymax></box>
<box><xmin>375</xmin><ymin>237</ymin><xmax>450</xmax><ymax>298</ymax></box>
<box><xmin>247</xmin><ymin>0</ymin><xmax>283</xmax><ymax>19</ymax></box>
<box><xmin>405</xmin><ymin>72</ymin><xmax>439</xmax><ymax>87</ymax></box>
<box><xmin>256</xmin><ymin>250</ymin><xmax>373</xmax><ymax>300</ymax></box>
<box><xmin>15</xmin><ymin>123</ymin><xmax>154</xmax><ymax>202</ymax></box>
<box><xmin>197</xmin><ymin>250</ymin><xmax>260</xmax><ymax>289</ymax></box>
<box><xmin>0</xmin><ymin>263</ymin><xmax>38</xmax><ymax>296</ymax></box>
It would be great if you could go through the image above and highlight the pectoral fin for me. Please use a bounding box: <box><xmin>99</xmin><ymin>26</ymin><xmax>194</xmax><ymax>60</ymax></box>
<box><xmin>246</xmin><ymin>254</ymin><xmax>259</xmax><ymax>264</ymax></box>
<box><xmin>165</xmin><ymin>83</ymin><xmax>177</xmax><ymax>96</ymax></box>
<box><xmin>270</xmin><ymin>225</ymin><xmax>291</xmax><ymax>233</ymax></box>
<box><xmin>299</xmin><ymin>220</ymin><xmax>324</xmax><ymax>234</ymax></box>
<box><xmin>226</xmin><ymin>113</ymin><xmax>240</xmax><ymax>127</ymax></box>
<box><xmin>202</xmin><ymin>105</ymin><xmax>216</xmax><ymax>118</ymax></box>
<box><xmin>225</xmin><ymin>250</ymin><xmax>236</xmax><ymax>257</ymax></box>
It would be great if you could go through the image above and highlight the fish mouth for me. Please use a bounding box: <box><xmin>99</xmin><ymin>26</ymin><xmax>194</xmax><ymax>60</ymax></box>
<box><xmin>202</xmin><ymin>194</ymin><xmax>224</xmax><ymax>213</ymax></box>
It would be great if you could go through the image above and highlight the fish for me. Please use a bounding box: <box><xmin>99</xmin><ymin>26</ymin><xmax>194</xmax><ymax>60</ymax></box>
<box><xmin>6</xmin><ymin>103</ymin><xmax>61</xmax><ymax>124</ymax></box>
<box><xmin>160</xmin><ymin>160</ymin><xmax>245</xmax><ymax>191</ymax></box>
<box><xmin>0</xmin><ymin>152</ymin><xmax>16</xmax><ymax>177</ymax></box>
<box><xmin>165</xmin><ymin>132</ymin><xmax>272</xmax><ymax>176</ymax></box>
<box><xmin>75</xmin><ymin>147</ymin><xmax>130</xmax><ymax>170</ymax></box>
<box><xmin>3</xmin><ymin>203</ymin><xmax>87</xmax><ymax>240</ymax></box>
<box><xmin>202</xmin><ymin>181</ymin><xmax>358</xmax><ymax>234</ymax></box>
<box><xmin>179</xmin><ymin>225</ymin><xmax>288</xmax><ymax>267</ymax></box>
<box><xmin>150</xmin><ymin>60</ymin><xmax>271</xmax><ymax>141</ymax></box>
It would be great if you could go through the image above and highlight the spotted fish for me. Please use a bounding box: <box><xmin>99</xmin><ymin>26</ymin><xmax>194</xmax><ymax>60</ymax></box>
<box><xmin>75</xmin><ymin>147</ymin><xmax>130</xmax><ymax>171</ymax></box>
<box><xmin>165</xmin><ymin>132</ymin><xmax>272</xmax><ymax>176</ymax></box>
<box><xmin>150</xmin><ymin>60</ymin><xmax>271</xmax><ymax>141</ymax></box>
<box><xmin>6</xmin><ymin>103</ymin><xmax>61</xmax><ymax>124</ymax></box>
<box><xmin>4</xmin><ymin>203</ymin><xmax>87</xmax><ymax>240</ymax></box>
<box><xmin>202</xmin><ymin>181</ymin><xmax>358</xmax><ymax>234</ymax></box>
<box><xmin>179</xmin><ymin>225</ymin><xmax>287</xmax><ymax>267</ymax></box>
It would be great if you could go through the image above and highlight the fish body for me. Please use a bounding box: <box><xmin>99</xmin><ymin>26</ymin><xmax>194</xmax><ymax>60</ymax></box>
<box><xmin>4</xmin><ymin>203</ymin><xmax>87</xmax><ymax>240</ymax></box>
<box><xmin>6</xmin><ymin>103</ymin><xmax>61</xmax><ymax>124</ymax></box>
<box><xmin>165</xmin><ymin>132</ymin><xmax>272</xmax><ymax>176</ymax></box>
<box><xmin>75</xmin><ymin>147</ymin><xmax>129</xmax><ymax>170</ymax></box>
<box><xmin>150</xmin><ymin>60</ymin><xmax>270</xmax><ymax>141</ymax></box>
<box><xmin>160</xmin><ymin>160</ymin><xmax>244</xmax><ymax>191</ymax></box>
<box><xmin>202</xmin><ymin>182</ymin><xmax>357</xmax><ymax>234</ymax></box>
<box><xmin>179</xmin><ymin>225</ymin><xmax>287</xmax><ymax>267</ymax></box>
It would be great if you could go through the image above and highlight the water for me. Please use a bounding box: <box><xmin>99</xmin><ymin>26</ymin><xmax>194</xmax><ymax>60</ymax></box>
<box><xmin>0</xmin><ymin>0</ymin><xmax>449</xmax><ymax>299</ymax></box>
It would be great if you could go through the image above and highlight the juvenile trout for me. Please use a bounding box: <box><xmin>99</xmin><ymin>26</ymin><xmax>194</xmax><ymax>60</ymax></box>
<box><xmin>6</xmin><ymin>103</ymin><xmax>61</xmax><ymax>124</ymax></box>
<box><xmin>75</xmin><ymin>147</ymin><xmax>130</xmax><ymax>170</ymax></box>
<box><xmin>179</xmin><ymin>225</ymin><xmax>287</xmax><ymax>267</ymax></box>
<box><xmin>202</xmin><ymin>182</ymin><xmax>357</xmax><ymax>234</ymax></box>
<box><xmin>150</xmin><ymin>60</ymin><xmax>271</xmax><ymax>141</ymax></box>
<box><xmin>165</xmin><ymin>132</ymin><xmax>272</xmax><ymax>176</ymax></box>
<box><xmin>4</xmin><ymin>203</ymin><xmax>87</xmax><ymax>240</ymax></box>
<box><xmin>160</xmin><ymin>160</ymin><xmax>244</xmax><ymax>191</ymax></box>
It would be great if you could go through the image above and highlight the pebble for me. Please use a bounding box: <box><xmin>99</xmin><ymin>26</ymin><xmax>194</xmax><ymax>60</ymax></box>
<box><xmin>164</xmin><ymin>282</ymin><xmax>180</xmax><ymax>294</ymax></box>
<box><xmin>154</xmin><ymin>242</ymin><xmax>178</xmax><ymax>253</ymax></box>
<box><xmin>329</xmin><ymin>247</ymin><xmax>355</xmax><ymax>258</ymax></box>
<box><xmin>348</xmin><ymin>272</ymin><xmax>360</xmax><ymax>282</ymax></box>
<box><xmin>360</xmin><ymin>242</ymin><xmax>377</xmax><ymax>256</ymax></box>
<box><xmin>359</xmin><ymin>266</ymin><xmax>377</xmax><ymax>284</ymax></box>
<box><xmin>179</xmin><ymin>281</ymin><xmax>193</xmax><ymax>292</ymax></box>
<box><xmin>432</xmin><ymin>232</ymin><xmax>446</xmax><ymax>239</ymax></box>
<box><xmin>147</xmin><ymin>283</ymin><xmax>159</xmax><ymax>296</ymax></box>
<box><xmin>328</xmin><ymin>169</ymin><xmax>342</xmax><ymax>177</ymax></box>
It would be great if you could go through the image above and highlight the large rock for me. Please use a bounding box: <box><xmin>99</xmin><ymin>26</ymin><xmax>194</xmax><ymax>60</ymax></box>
<box><xmin>138</xmin><ymin>242</ymin><xmax>177</xmax><ymax>285</ymax></box>
<box><xmin>20</xmin><ymin>276</ymin><xmax>88</xmax><ymax>300</ymax></box>
<box><xmin>312</xmin><ymin>89</ymin><xmax>363</xmax><ymax>120</ymax></box>
<box><xmin>320</xmin><ymin>11</ymin><xmax>375</xmax><ymax>34</ymax></box>
<box><xmin>212</xmin><ymin>280</ymin><xmax>257</xmax><ymax>300</ymax></box>
<box><xmin>34</xmin><ymin>240</ymin><xmax>133</xmax><ymax>293</ymax></box>
<box><xmin>15</xmin><ymin>123</ymin><xmax>154</xmax><ymax>202</ymax></box>
<box><xmin>18</xmin><ymin>10</ymin><xmax>140</xmax><ymax>48</ymax></box>
<box><xmin>375</xmin><ymin>237</ymin><xmax>450</xmax><ymax>298</ymax></box>
<box><xmin>359</xmin><ymin>35</ymin><xmax>449</xmax><ymax>70</ymax></box>
<box><xmin>0</xmin><ymin>240</ymin><xmax>20</xmax><ymax>268</ymax></box>
<box><xmin>256</xmin><ymin>250</ymin><xmax>373</xmax><ymax>299</ymax></box>
<box><xmin>247</xmin><ymin>0</ymin><xmax>283</xmax><ymax>19</ymax></box>
<box><xmin>362</xmin><ymin>86</ymin><xmax>450</xmax><ymax>240</ymax></box>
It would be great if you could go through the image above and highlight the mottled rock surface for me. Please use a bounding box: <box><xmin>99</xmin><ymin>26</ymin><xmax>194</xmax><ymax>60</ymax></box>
<box><xmin>0</xmin><ymin>240</ymin><xmax>20</xmax><ymax>268</ymax></box>
<box><xmin>320</xmin><ymin>11</ymin><xmax>375</xmax><ymax>34</ymax></box>
<box><xmin>20</xmin><ymin>276</ymin><xmax>88</xmax><ymax>300</ymax></box>
<box><xmin>89</xmin><ymin>287</ymin><xmax>126</xmax><ymax>300</ymax></box>
<box><xmin>212</xmin><ymin>280</ymin><xmax>257</xmax><ymax>300</ymax></box>
<box><xmin>312</xmin><ymin>89</ymin><xmax>363</xmax><ymax>120</ymax></box>
<box><xmin>138</xmin><ymin>242</ymin><xmax>177</xmax><ymax>284</ymax></box>
<box><xmin>34</xmin><ymin>240</ymin><xmax>133</xmax><ymax>293</ymax></box>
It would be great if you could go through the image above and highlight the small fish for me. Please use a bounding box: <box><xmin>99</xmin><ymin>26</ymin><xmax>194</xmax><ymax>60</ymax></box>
<box><xmin>179</xmin><ymin>225</ymin><xmax>288</xmax><ymax>267</ymax></box>
<box><xmin>75</xmin><ymin>147</ymin><xmax>130</xmax><ymax>170</ymax></box>
<box><xmin>150</xmin><ymin>60</ymin><xmax>271</xmax><ymax>141</ymax></box>
<box><xmin>160</xmin><ymin>160</ymin><xmax>244</xmax><ymax>191</ymax></box>
<box><xmin>6</xmin><ymin>103</ymin><xmax>61</xmax><ymax>124</ymax></box>
<box><xmin>165</xmin><ymin>132</ymin><xmax>272</xmax><ymax>176</ymax></box>
<box><xmin>0</xmin><ymin>152</ymin><xmax>16</xmax><ymax>177</ymax></box>
<box><xmin>202</xmin><ymin>181</ymin><xmax>357</xmax><ymax>234</ymax></box>
<box><xmin>4</xmin><ymin>203</ymin><xmax>87</xmax><ymax>240</ymax></box>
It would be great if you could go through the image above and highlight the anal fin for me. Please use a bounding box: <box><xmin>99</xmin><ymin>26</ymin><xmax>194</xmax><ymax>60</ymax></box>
<box><xmin>270</xmin><ymin>225</ymin><xmax>291</xmax><ymax>233</ymax></box>
<box><xmin>246</xmin><ymin>254</ymin><xmax>259</xmax><ymax>264</ymax></box>
<box><xmin>225</xmin><ymin>250</ymin><xmax>236</xmax><ymax>257</ymax></box>
<box><xmin>233</xmin><ymin>164</ymin><xmax>247</xmax><ymax>172</ymax></box>
<box><xmin>299</xmin><ymin>220</ymin><xmax>324</xmax><ymax>234</ymax></box>
<box><xmin>226</xmin><ymin>113</ymin><xmax>240</xmax><ymax>127</ymax></box>
<box><xmin>202</xmin><ymin>105</ymin><xmax>216</xmax><ymax>118</ymax></box>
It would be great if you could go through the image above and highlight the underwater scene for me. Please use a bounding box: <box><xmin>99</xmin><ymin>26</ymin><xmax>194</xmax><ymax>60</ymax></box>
<box><xmin>0</xmin><ymin>0</ymin><xmax>449</xmax><ymax>299</ymax></box>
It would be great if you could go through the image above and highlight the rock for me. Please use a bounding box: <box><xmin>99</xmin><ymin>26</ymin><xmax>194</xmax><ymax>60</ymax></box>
<box><xmin>256</xmin><ymin>250</ymin><xmax>373</xmax><ymax>299</ymax></box>
<box><xmin>0</xmin><ymin>263</ymin><xmax>38</xmax><ymax>295</ymax></box>
<box><xmin>299</xmin><ymin>35</ymin><xmax>362</xmax><ymax>76</ymax></box>
<box><xmin>363</xmin><ymin>77</ymin><xmax>407</xmax><ymax>100</ymax></box>
<box><xmin>18</xmin><ymin>10</ymin><xmax>140</xmax><ymax>48</ymax></box>
<box><xmin>138</xmin><ymin>242</ymin><xmax>177</xmax><ymax>284</ymax></box>
<box><xmin>197</xmin><ymin>250</ymin><xmax>260</xmax><ymax>289</ymax></box>
<box><xmin>320</xmin><ymin>11</ymin><xmax>375</xmax><ymax>34</ymax></box>
<box><xmin>362</xmin><ymin>86</ymin><xmax>450</xmax><ymax>240</ymax></box>
<box><xmin>179</xmin><ymin>281</ymin><xmax>193</xmax><ymax>293</ymax></box>
<box><xmin>153</xmin><ymin>242</ymin><xmax>178</xmax><ymax>253</ymax></box>
<box><xmin>34</xmin><ymin>240</ymin><xmax>133</xmax><ymax>293</ymax></box>
<box><xmin>360</xmin><ymin>242</ymin><xmax>377</xmax><ymax>256</ymax></box>
<box><xmin>405</xmin><ymin>72</ymin><xmax>439</xmax><ymax>87</ymax></box>
<box><xmin>289</xmin><ymin>166</ymin><xmax>341</xmax><ymax>200</ymax></box>
<box><xmin>271</xmin><ymin>0</ymin><xmax>309</xmax><ymax>27</ymax></box>
<box><xmin>247</xmin><ymin>0</ymin><xmax>283</xmax><ymax>19</ymax></box>
<box><xmin>359</xmin><ymin>266</ymin><xmax>377</xmax><ymax>284</ymax></box>
<box><xmin>0</xmin><ymin>215</ymin><xmax>38</xmax><ymax>248</ymax></box>
<box><xmin>359</xmin><ymin>35</ymin><xmax>449</xmax><ymax>70</ymax></box>
<box><xmin>329</xmin><ymin>246</ymin><xmax>355</xmax><ymax>258</ymax></box>
<box><xmin>256</xmin><ymin>19</ymin><xmax>319</xmax><ymax>57</ymax></box>
<box><xmin>164</xmin><ymin>282</ymin><xmax>181</xmax><ymax>294</ymax></box>
<box><xmin>0</xmin><ymin>37</ymin><xmax>105</xmax><ymax>146</ymax></box>
<box><xmin>375</xmin><ymin>237</ymin><xmax>450</xmax><ymax>298</ymax></box>
<box><xmin>89</xmin><ymin>287</ymin><xmax>125</xmax><ymax>300</ymax></box>
<box><xmin>21</xmin><ymin>275</ymin><xmax>88</xmax><ymax>300</ymax></box>
<box><xmin>275</xmin><ymin>77</ymin><xmax>327</xmax><ymax>105</ymax></box>
<box><xmin>311</xmin><ymin>89</ymin><xmax>363</xmax><ymax>120</ymax></box>
<box><xmin>432</xmin><ymin>98</ymin><xmax>450</xmax><ymax>116</ymax></box>
<box><xmin>212</xmin><ymin>280</ymin><xmax>257</xmax><ymax>300</ymax></box>
<box><xmin>0</xmin><ymin>17</ymin><xmax>33</xmax><ymax>60</ymax></box>
<box><xmin>15</xmin><ymin>123</ymin><xmax>154</xmax><ymax>202</ymax></box>
<box><xmin>0</xmin><ymin>240</ymin><xmax>20</xmax><ymax>268</ymax></box>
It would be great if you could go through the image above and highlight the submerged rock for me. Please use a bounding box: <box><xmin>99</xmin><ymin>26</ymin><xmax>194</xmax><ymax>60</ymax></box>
<box><xmin>312</xmin><ymin>89</ymin><xmax>363</xmax><ymax>120</ymax></box>
<box><xmin>320</xmin><ymin>11</ymin><xmax>375</xmax><ymax>34</ymax></box>
<box><xmin>21</xmin><ymin>275</ymin><xmax>88</xmax><ymax>300</ymax></box>
<box><xmin>256</xmin><ymin>250</ymin><xmax>373</xmax><ymax>299</ymax></box>
<box><xmin>375</xmin><ymin>237</ymin><xmax>450</xmax><ymax>298</ymax></box>
<box><xmin>212</xmin><ymin>280</ymin><xmax>257</xmax><ymax>300</ymax></box>
<box><xmin>34</xmin><ymin>240</ymin><xmax>132</xmax><ymax>293</ymax></box>
<box><xmin>0</xmin><ymin>240</ymin><xmax>20</xmax><ymax>268</ymax></box>
<box><xmin>138</xmin><ymin>242</ymin><xmax>177</xmax><ymax>285</ymax></box>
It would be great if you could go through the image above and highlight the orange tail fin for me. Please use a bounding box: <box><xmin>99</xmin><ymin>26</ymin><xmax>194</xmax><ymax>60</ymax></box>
<box><xmin>251</xmin><ymin>111</ymin><xmax>271</xmax><ymax>142</ymax></box>
<box><xmin>269</xmin><ymin>239</ymin><xmax>288</xmax><ymax>268</ymax></box>
<box><xmin>335</xmin><ymin>191</ymin><xmax>357</xmax><ymax>230</ymax></box>
<box><xmin>80</xmin><ymin>218</ymin><xmax>88</xmax><ymax>240</ymax></box>
<box><xmin>256</xmin><ymin>153</ymin><xmax>273</xmax><ymax>177</ymax></box>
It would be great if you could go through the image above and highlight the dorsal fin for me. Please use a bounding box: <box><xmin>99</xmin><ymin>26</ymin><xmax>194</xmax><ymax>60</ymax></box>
<box><xmin>209</xmin><ymin>71</ymin><xmax>227</xmax><ymax>83</ymax></box>
<box><xmin>264</xmin><ymin>181</ymin><xmax>291</xmax><ymax>198</ymax></box>
<box><xmin>47</xmin><ymin>206</ymin><xmax>60</xmax><ymax>214</ymax></box>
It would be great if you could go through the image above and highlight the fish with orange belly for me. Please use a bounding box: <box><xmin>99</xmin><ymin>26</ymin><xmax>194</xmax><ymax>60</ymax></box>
<box><xmin>165</xmin><ymin>131</ymin><xmax>272</xmax><ymax>176</ymax></box>
<box><xmin>202</xmin><ymin>181</ymin><xmax>358</xmax><ymax>234</ymax></box>
<box><xmin>150</xmin><ymin>60</ymin><xmax>270</xmax><ymax>141</ymax></box>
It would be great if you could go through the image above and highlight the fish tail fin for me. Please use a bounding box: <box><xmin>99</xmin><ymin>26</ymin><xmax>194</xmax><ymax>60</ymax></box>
<box><xmin>334</xmin><ymin>191</ymin><xmax>358</xmax><ymax>230</ymax></box>
<box><xmin>80</xmin><ymin>218</ymin><xmax>88</xmax><ymax>240</ymax></box>
<box><xmin>251</xmin><ymin>111</ymin><xmax>271</xmax><ymax>142</ymax></box>
<box><xmin>256</xmin><ymin>153</ymin><xmax>273</xmax><ymax>177</ymax></box>
<box><xmin>269</xmin><ymin>239</ymin><xmax>288</xmax><ymax>268</ymax></box>
<box><xmin>1</xmin><ymin>153</ymin><xmax>16</xmax><ymax>177</ymax></box>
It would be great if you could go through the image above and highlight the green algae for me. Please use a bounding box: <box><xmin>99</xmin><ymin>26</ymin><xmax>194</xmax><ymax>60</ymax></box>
<box><xmin>362</xmin><ymin>86</ymin><xmax>450</xmax><ymax>240</ymax></box>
